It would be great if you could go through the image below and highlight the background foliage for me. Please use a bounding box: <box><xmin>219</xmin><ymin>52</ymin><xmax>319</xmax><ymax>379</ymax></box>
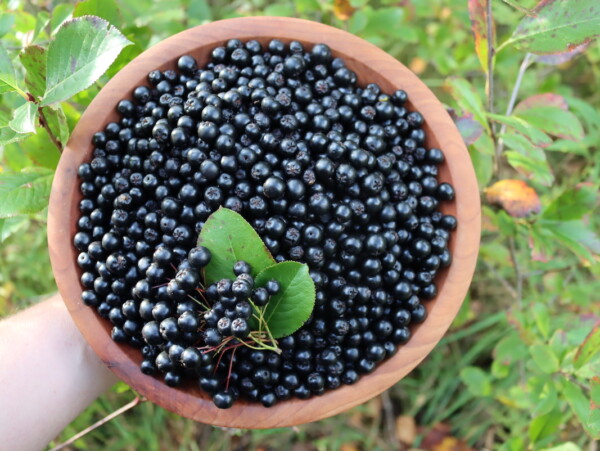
<box><xmin>0</xmin><ymin>0</ymin><xmax>599</xmax><ymax>449</ymax></box>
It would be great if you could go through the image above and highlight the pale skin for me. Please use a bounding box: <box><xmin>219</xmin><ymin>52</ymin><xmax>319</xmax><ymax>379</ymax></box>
<box><xmin>0</xmin><ymin>294</ymin><xmax>118</xmax><ymax>451</ymax></box>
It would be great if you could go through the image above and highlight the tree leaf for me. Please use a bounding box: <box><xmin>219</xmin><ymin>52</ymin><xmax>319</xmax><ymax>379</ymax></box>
<box><xmin>515</xmin><ymin>106</ymin><xmax>584</xmax><ymax>141</ymax></box>
<box><xmin>468</xmin><ymin>0</ymin><xmax>491</xmax><ymax>74</ymax></box>
<box><xmin>0</xmin><ymin>13</ymin><xmax>15</xmax><ymax>38</ymax></box>
<box><xmin>485</xmin><ymin>179</ymin><xmax>541</xmax><ymax>218</ymax></box>
<box><xmin>73</xmin><ymin>0</ymin><xmax>122</xmax><ymax>27</ymax></box>
<box><xmin>187</xmin><ymin>0</ymin><xmax>212</xmax><ymax>25</ymax></box>
<box><xmin>514</xmin><ymin>93</ymin><xmax>568</xmax><ymax>113</ymax></box>
<box><xmin>19</xmin><ymin>45</ymin><xmax>47</xmax><ymax>100</ymax></box>
<box><xmin>505</xmin><ymin>147</ymin><xmax>553</xmax><ymax>186</ymax></box>
<box><xmin>9</xmin><ymin>102</ymin><xmax>38</xmax><ymax>134</ymax></box>
<box><xmin>50</xmin><ymin>4</ymin><xmax>74</xmax><ymax>35</ymax></box>
<box><xmin>197</xmin><ymin>208</ymin><xmax>275</xmax><ymax>285</ymax></box>
<box><xmin>574</xmin><ymin>323</ymin><xmax>600</xmax><ymax>370</ymax></box>
<box><xmin>504</xmin><ymin>0</ymin><xmax>600</xmax><ymax>55</ymax></box>
<box><xmin>542</xmin><ymin>443</ymin><xmax>582</xmax><ymax>451</ymax></box>
<box><xmin>41</xmin><ymin>104</ymin><xmax>69</xmax><ymax>148</ymax></box>
<box><xmin>0</xmin><ymin>168</ymin><xmax>54</xmax><ymax>218</ymax></box>
<box><xmin>333</xmin><ymin>0</ymin><xmax>356</xmax><ymax>21</ymax></box>
<box><xmin>488</xmin><ymin>113</ymin><xmax>552</xmax><ymax>147</ymax></box>
<box><xmin>543</xmin><ymin>185</ymin><xmax>597</xmax><ymax>221</ymax></box>
<box><xmin>41</xmin><ymin>16</ymin><xmax>132</xmax><ymax>106</ymax></box>
<box><xmin>460</xmin><ymin>366</ymin><xmax>492</xmax><ymax>396</ymax></box>
<box><xmin>455</xmin><ymin>113</ymin><xmax>484</xmax><ymax>145</ymax></box>
<box><xmin>562</xmin><ymin>379</ymin><xmax>600</xmax><ymax>438</ymax></box>
<box><xmin>446</xmin><ymin>77</ymin><xmax>489</xmax><ymax>131</ymax></box>
<box><xmin>0</xmin><ymin>216</ymin><xmax>28</xmax><ymax>242</ymax></box>
<box><xmin>543</xmin><ymin>220</ymin><xmax>600</xmax><ymax>261</ymax></box>
<box><xmin>536</xmin><ymin>43</ymin><xmax>589</xmax><ymax>65</ymax></box>
<box><xmin>530</xmin><ymin>343</ymin><xmax>559</xmax><ymax>373</ymax></box>
<box><xmin>0</xmin><ymin>43</ymin><xmax>22</xmax><ymax>95</ymax></box>
<box><xmin>529</xmin><ymin>409</ymin><xmax>564</xmax><ymax>443</ymax></box>
<box><xmin>0</xmin><ymin>127</ymin><xmax>29</xmax><ymax>147</ymax></box>
<box><xmin>254</xmin><ymin>261</ymin><xmax>315</xmax><ymax>339</ymax></box>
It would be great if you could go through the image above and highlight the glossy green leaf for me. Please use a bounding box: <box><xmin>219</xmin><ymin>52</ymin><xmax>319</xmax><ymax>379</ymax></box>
<box><xmin>447</xmin><ymin>77</ymin><xmax>489</xmax><ymax>131</ymax></box>
<box><xmin>19</xmin><ymin>45</ymin><xmax>47</xmax><ymax>99</ymax></box>
<box><xmin>42</xmin><ymin>16</ymin><xmax>132</xmax><ymax>105</ymax></box>
<box><xmin>9</xmin><ymin>102</ymin><xmax>38</xmax><ymax>134</ymax></box>
<box><xmin>460</xmin><ymin>366</ymin><xmax>492</xmax><ymax>396</ymax></box>
<box><xmin>530</xmin><ymin>343</ymin><xmax>559</xmax><ymax>373</ymax></box>
<box><xmin>516</xmin><ymin>107</ymin><xmax>584</xmax><ymax>141</ymax></box>
<box><xmin>73</xmin><ymin>0</ymin><xmax>122</xmax><ymax>26</ymax></box>
<box><xmin>543</xmin><ymin>185</ymin><xmax>597</xmax><ymax>221</ymax></box>
<box><xmin>488</xmin><ymin>113</ymin><xmax>552</xmax><ymax>147</ymax></box>
<box><xmin>254</xmin><ymin>261</ymin><xmax>315</xmax><ymax>339</ymax></box>
<box><xmin>198</xmin><ymin>208</ymin><xmax>275</xmax><ymax>285</ymax></box>
<box><xmin>0</xmin><ymin>168</ymin><xmax>54</xmax><ymax>218</ymax></box>
<box><xmin>504</xmin><ymin>0</ymin><xmax>600</xmax><ymax>55</ymax></box>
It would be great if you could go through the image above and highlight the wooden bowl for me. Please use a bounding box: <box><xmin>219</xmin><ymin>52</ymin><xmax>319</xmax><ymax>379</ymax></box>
<box><xmin>48</xmin><ymin>17</ymin><xmax>480</xmax><ymax>428</ymax></box>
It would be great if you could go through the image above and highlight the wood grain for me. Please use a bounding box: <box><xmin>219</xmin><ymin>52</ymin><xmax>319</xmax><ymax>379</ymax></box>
<box><xmin>48</xmin><ymin>17</ymin><xmax>481</xmax><ymax>428</ymax></box>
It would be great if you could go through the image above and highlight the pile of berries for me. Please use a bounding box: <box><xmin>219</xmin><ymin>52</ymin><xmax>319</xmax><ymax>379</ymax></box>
<box><xmin>74</xmin><ymin>38</ymin><xmax>456</xmax><ymax>409</ymax></box>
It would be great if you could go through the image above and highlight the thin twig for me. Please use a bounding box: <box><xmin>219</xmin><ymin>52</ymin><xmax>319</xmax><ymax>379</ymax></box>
<box><xmin>485</xmin><ymin>0</ymin><xmax>499</xmax><ymax>171</ymax></box>
<box><xmin>500</xmin><ymin>0</ymin><xmax>535</xmax><ymax>16</ymax></box>
<box><xmin>507</xmin><ymin>237</ymin><xmax>522</xmax><ymax>307</ymax></box>
<box><xmin>37</xmin><ymin>105</ymin><xmax>64</xmax><ymax>153</ymax></box>
<box><xmin>380</xmin><ymin>391</ymin><xmax>397</xmax><ymax>446</ymax></box>
<box><xmin>49</xmin><ymin>396</ymin><xmax>146</xmax><ymax>451</ymax></box>
<box><xmin>494</xmin><ymin>53</ymin><xmax>533</xmax><ymax>158</ymax></box>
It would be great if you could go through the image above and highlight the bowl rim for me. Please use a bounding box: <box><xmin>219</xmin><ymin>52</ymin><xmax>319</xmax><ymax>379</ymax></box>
<box><xmin>48</xmin><ymin>16</ymin><xmax>481</xmax><ymax>428</ymax></box>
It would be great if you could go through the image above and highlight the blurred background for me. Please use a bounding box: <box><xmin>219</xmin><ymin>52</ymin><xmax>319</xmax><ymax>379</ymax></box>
<box><xmin>0</xmin><ymin>0</ymin><xmax>598</xmax><ymax>449</ymax></box>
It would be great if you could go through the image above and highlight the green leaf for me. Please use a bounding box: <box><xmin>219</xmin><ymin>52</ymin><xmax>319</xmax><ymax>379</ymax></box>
<box><xmin>544</xmin><ymin>220</ymin><xmax>600</xmax><ymax>261</ymax></box>
<box><xmin>0</xmin><ymin>44</ymin><xmax>23</xmax><ymax>95</ymax></box>
<box><xmin>460</xmin><ymin>366</ymin><xmax>492</xmax><ymax>396</ymax></box>
<box><xmin>505</xmin><ymin>150</ymin><xmax>553</xmax><ymax>186</ymax></box>
<box><xmin>74</xmin><ymin>0</ymin><xmax>122</xmax><ymax>26</ymax></box>
<box><xmin>532</xmin><ymin>303</ymin><xmax>551</xmax><ymax>339</ymax></box>
<box><xmin>0</xmin><ymin>216</ymin><xmax>28</xmax><ymax>242</ymax></box>
<box><xmin>574</xmin><ymin>324</ymin><xmax>600</xmax><ymax>370</ymax></box>
<box><xmin>0</xmin><ymin>168</ymin><xmax>54</xmax><ymax>218</ymax></box>
<box><xmin>456</xmin><ymin>113</ymin><xmax>484</xmax><ymax>145</ymax></box>
<box><xmin>488</xmin><ymin>113</ymin><xmax>552</xmax><ymax>147</ymax></box>
<box><xmin>186</xmin><ymin>0</ymin><xmax>212</xmax><ymax>24</ymax></box>
<box><xmin>515</xmin><ymin>106</ymin><xmax>584</xmax><ymax>141</ymax></box>
<box><xmin>562</xmin><ymin>379</ymin><xmax>600</xmax><ymax>438</ymax></box>
<box><xmin>197</xmin><ymin>208</ymin><xmax>275</xmax><ymax>285</ymax></box>
<box><xmin>254</xmin><ymin>261</ymin><xmax>315</xmax><ymax>339</ymax></box>
<box><xmin>543</xmin><ymin>185</ymin><xmax>597</xmax><ymax>221</ymax></box>
<box><xmin>41</xmin><ymin>16</ymin><xmax>132</xmax><ymax>106</ymax></box>
<box><xmin>530</xmin><ymin>343</ymin><xmax>559</xmax><ymax>373</ymax></box>
<box><xmin>533</xmin><ymin>380</ymin><xmax>558</xmax><ymax>416</ymax></box>
<box><xmin>41</xmin><ymin>104</ymin><xmax>70</xmax><ymax>148</ymax></box>
<box><xmin>50</xmin><ymin>4</ymin><xmax>74</xmax><ymax>34</ymax></box>
<box><xmin>503</xmin><ymin>0</ymin><xmax>600</xmax><ymax>55</ymax></box>
<box><xmin>542</xmin><ymin>443</ymin><xmax>582</xmax><ymax>451</ymax></box>
<box><xmin>529</xmin><ymin>409</ymin><xmax>564</xmax><ymax>443</ymax></box>
<box><xmin>446</xmin><ymin>77</ymin><xmax>489</xmax><ymax>131</ymax></box>
<box><xmin>0</xmin><ymin>13</ymin><xmax>15</xmax><ymax>38</ymax></box>
<box><xmin>19</xmin><ymin>45</ymin><xmax>47</xmax><ymax>99</ymax></box>
<box><xmin>0</xmin><ymin>127</ymin><xmax>29</xmax><ymax>147</ymax></box>
<box><xmin>9</xmin><ymin>102</ymin><xmax>38</xmax><ymax>134</ymax></box>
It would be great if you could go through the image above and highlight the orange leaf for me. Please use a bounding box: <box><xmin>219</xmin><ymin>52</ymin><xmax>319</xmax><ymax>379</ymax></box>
<box><xmin>468</xmin><ymin>0</ymin><xmax>493</xmax><ymax>74</ymax></box>
<box><xmin>333</xmin><ymin>0</ymin><xmax>356</xmax><ymax>20</ymax></box>
<box><xmin>432</xmin><ymin>437</ymin><xmax>474</xmax><ymax>451</ymax></box>
<box><xmin>485</xmin><ymin>179</ymin><xmax>541</xmax><ymax>218</ymax></box>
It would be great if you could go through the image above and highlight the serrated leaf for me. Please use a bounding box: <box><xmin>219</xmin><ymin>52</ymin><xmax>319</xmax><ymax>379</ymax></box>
<box><xmin>74</xmin><ymin>0</ymin><xmax>122</xmax><ymax>26</ymax></box>
<box><xmin>516</xmin><ymin>106</ymin><xmax>584</xmax><ymax>141</ymax></box>
<box><xmin>446</xmin><ymin>77</ymin><xmax>489</xmax><ymax>131</ymax></box>
<box><xmin>543</xmin><ymin>185</ymin><xmax>597</xmax><ymax>221</ymax></box>
<box><xmin>41</xmin><ymin>16</ymin><xmax>132</xmax><ymax>106</ymax></box>
<box><xmin>0</xmin><ymin>127</ymin><xmax>29</xmax><ymax>147</ymax></box>
<box><xmin>460</xmin><ymin>366</ymin><xmax>492</xmax><ymax>396</ymax></box>
<box><xmin>488</xmin><ymin>113</ymin><xmax>552</xmax><ymax>147</ymax></box>
<box><xmin>41</xmin><ymin>104</ymin><xmax>69</xmax><ymax>149</ymax></box>
<box><xmin>504</xmin><ymin>0</ymin><xmax>600</xmax><ymax>55</ymax></box>
<box><xmin>0</xmin><ymin>168</ymin><xmax>54</xmax><ymax>218</ymax></box>
<box><xmin>254</xmin><ymin>261</ymin><xmax>315</xmax><ymax>339</ymax></box>
<box><xmin>530</xmin><ymin>343</ymin><xmax>559</xmax><ymax>373</ymax></box>
<box><xmin>0</xmin><ymin>43</ymin><xmax>22</xmax><ymax>95</ymax></box>
<box><xmin>574</xmin><ymin>323</ymin><xmax>600</xmax><ymax>370</ymax></box>
<box><xmin>468</xmin><ymin>0</ymin><xmax>492</xmax><ymax>74</ymax></box>
<box><xmin>19</xmin><ymin>45</ymin><xmax>47</xmax><ymax>99</ymax></box>
<box><xmin>198</xmin><ymin>208</ymin><xmax>275</xmax><ymax>285</ymax></box>
<box><xmin>9</xmin><ymin>102</ymin><xmax>38</xmax><ymax>134</ymax></box>
<box><xmin>514</xmin><ymin>93</ymin><xmax>568</xmax><ymax>113</ymax></box>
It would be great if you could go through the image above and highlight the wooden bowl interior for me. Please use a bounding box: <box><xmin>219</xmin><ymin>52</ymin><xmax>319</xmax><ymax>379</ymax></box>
<box><xmin>48</xmin><ymin>17</ymin><xmax>480</xmax><ymax>429</ymax></box>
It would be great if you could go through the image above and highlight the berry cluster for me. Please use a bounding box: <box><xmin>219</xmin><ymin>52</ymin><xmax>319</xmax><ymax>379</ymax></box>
<box><xmin>75</xmin><ymin>38</ymin><xmax>456</xmax><ymax>408</ymax></box>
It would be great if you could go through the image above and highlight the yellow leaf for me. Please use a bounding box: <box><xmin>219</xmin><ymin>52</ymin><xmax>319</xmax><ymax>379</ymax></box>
<box><xmin>485</xmin><ymin>179</ymin><xmax>541</xmax><ymax>218</ymax></box>
<box><xmin>333</xmin><ymin>0</ymin><xmax>356</xmax><ymax>20</ymax></box>
<box><xmin>396</xmin><ymin>415</ymin><xmax>417</xmax><ymax>444</ymax></box>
